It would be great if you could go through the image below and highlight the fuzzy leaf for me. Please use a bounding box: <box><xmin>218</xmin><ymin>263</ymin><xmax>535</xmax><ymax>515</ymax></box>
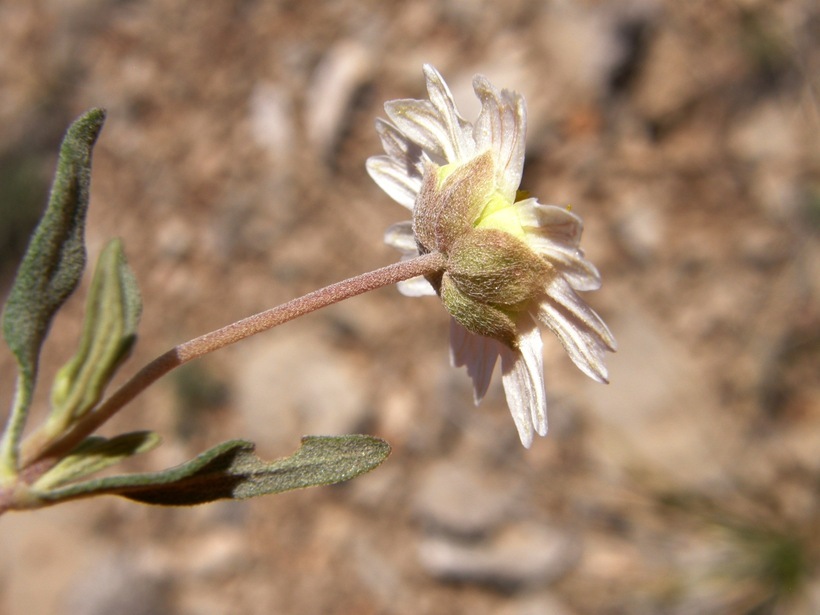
<box><xmin>32</xmin><ymin>431</ymin><xmax>161</xmax><ymax>491</ymax></box>
<box><xmin>2</xmin><ymin>108</ymin><xmax>105</xmax><ymax>388</ymax></box>
<box><xmin>36</xmin><ymin>435</ymin><xmax>391</xmax><ymax>506</ymax></box>
<box><xmin>0</xmin><ymin>108</ymin><xmax>105</xmax><ymax>474</ymax></box>
<box><xmin>48</xmin><ymin>238</ymin><xmax>141</xmax><ymax>432</ymax></box>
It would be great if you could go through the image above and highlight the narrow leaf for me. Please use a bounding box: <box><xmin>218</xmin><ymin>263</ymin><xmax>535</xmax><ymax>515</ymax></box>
<box><xmin>2</xmin><ymin>108</ymin><xmax>106</xmax><ymax>386</ymax></box>
<box><xmin>48</xmin><ymin>238</ymin><xmax>142</xmax><ymax>432</ymax></box>
<box><xmin>32</xmin><ymin>431</ymin><xmax>161</xmax><ymax>491</ymax></box>
<box><xmin>0</xmin><ymin>108</ymin><xmax>106</xmax><ymax>475</ymax></box>
<box><xmin>36</xmin><ymin>435</ymin><xmax>390</xmax><ymax>506</ymax></box>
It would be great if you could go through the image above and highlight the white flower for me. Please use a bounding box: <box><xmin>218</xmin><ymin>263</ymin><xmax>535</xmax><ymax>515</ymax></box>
<box><xmin>367</xmin><ymin>65</ymin><xmax>616</xmax><ymax>447</ymax></box>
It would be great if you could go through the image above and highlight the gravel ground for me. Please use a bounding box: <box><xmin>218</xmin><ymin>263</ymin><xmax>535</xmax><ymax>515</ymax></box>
<box><xmin>1</xmin><ymin>1</ymin><xmax>818</xmax><ymax>614</ymax></box>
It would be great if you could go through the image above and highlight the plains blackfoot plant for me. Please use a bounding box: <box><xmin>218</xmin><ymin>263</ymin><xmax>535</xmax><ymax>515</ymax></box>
<box><xmin>0</xmin><ymin>65</ymin><xmax>614</xmax><ymax>515</ymax></box>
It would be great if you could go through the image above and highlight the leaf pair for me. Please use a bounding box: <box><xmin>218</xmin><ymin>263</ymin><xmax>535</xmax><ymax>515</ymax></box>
<box><xmin>0</xmin><ymin>109</ymin><xmax>391</xmax><ymax>511</ymax></box>
<box><xmin>33</xmin><ymin>434</ymin><xmax>390</xmax><ymax>507</ymax></box>
<box><xmin>47</xmin><ymin>238</ymin><xmax>141</xmax><ymax>436</ymax></box>
<box><xmin>0</xmin><ymin>109</ymin><xmax>140</xmax><ymax>475</ymax></box>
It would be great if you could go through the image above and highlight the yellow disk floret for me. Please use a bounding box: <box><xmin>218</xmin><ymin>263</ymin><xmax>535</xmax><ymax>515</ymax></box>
<box><xmin>474</xmin><ymin>192</ymin><xmax>525</xmax><ymax>240</ymax></box>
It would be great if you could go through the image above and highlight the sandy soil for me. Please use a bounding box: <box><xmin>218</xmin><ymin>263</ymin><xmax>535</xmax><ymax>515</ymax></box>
<box><xmin>1</xmin><ymin>1</ymin><xmax>818</xmax><ymax>614</ymax></box>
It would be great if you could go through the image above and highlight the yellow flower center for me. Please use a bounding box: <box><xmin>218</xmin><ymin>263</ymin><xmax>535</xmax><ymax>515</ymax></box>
<box><xmin>474</xmin><ymin>192</ymin><xmax>525</xmax><ymax>240</ymax></box>
<box><xmin>436</xmin><ymin>162</ymin><xmax>459</xmax><ymax>184</ymax></box>
<box><xmin>436</xmin><ymin>160</ymin><xmax>526</xmax><ymax>241</ymax></box>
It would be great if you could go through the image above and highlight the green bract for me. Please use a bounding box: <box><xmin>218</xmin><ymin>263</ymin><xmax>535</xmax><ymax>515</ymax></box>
<box><xmin>413</xmin><ymin>147</ymin><xmax>554</xmax><ymax>350</ymax></box>
<box><xmin>48</xmin><ymin>238</ymin><xmax>142</xmax><ymax>435</ymax></box>
<box><xmin>447</xmin><ymin>229</ymin><xmax>551</xmax><ymax>309</ymax></box>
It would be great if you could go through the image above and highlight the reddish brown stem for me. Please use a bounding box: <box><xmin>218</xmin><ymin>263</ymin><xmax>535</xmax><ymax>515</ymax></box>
<box><xmin>21</xmin><ymin>252</ymin><xmax>445</xmax><ymax>473</ymax></box>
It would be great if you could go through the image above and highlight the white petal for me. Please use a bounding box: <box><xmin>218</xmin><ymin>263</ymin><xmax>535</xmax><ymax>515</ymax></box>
<box><xmin>472</xmin><ymin>75</ymin><xmax>526</xmax><ymax>201</ymax></box>
<box><xmin>383</xmin><ymin>222</ymin><xmax>435</xmax><ymax>296</ymax></box>
<box><xmin>366</xmin><ymin>155</ymin><xmax>421</xmax><ymax>209</ymax></box>
<box><xmin>449</xmin><ymin>319</ymin><xmax>500</xmax><ymax>404</ymax></box>
<box><xmin>527</xmin><ymin>239</ymin><xmax>602</xmax><ymax>291</ymax></box>
<box><xmin>397</xmin><ymin>276</ymin><xmax>436</xmax><ymax>297</ymax></box>
<box><xmin>500</xmin><ymin>320</ymin><xmax>547</xmax><ymax>448</ymax></box>
<box><xmin>536</xmin><ymin>276</ymin><xmax>616</xmax><ymax>383</ymax></box>
<box><xmin>517</xmin><ymin>200</ymin><xmax>601</xmax><ymax>290</ymax></box>
<box><xmin>422</xmin><ymin>64</ymin><xmax>475</xmax><ymax>162</ymax></box>
<box><xmin>384</xmin><ymin>221</ymin><xmax>418</xmax><ymax>253</ymax></box>
<box><xmin>374</xmin><ymin>119</ymin><xmax>425</xmax><ymax>176</ymax></box>
<box><xmin>384</xmin><ymin>99</ymin><xmax>451</xmax><ymax>165</ymax></box>
<box><xmin>517</xmin><ymin>200</ymin><xmax>583</xmax><ymax>248</ymax></box>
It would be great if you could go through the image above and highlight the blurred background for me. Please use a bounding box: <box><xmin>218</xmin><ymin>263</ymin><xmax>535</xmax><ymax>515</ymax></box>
<box><xmin>0</xmin><ymin>1</ymin><xmax>818</xmax><ymax>613</ymax></box>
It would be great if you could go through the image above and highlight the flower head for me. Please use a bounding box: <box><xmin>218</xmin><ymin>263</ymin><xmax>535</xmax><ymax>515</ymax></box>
<box><xmin>367</xmin><ymin>65</ymin><xmax>616</xmax><ymax>447</ymax></box>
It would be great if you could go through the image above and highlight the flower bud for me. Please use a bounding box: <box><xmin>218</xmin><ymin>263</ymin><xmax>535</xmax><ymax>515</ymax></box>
<box><xmin>413</xmin><ymin>151</ymin><xmax>496</xmax><ymax>256</ymax></box>
<box><xmin>440</xmin><ymin>273</ymin><xmax>519</xmax><ymax>348</ymax></box>
<box><xmin>412</xmin><ymin>150</ymin><xmax>558</xmax><ymax>349</ymax></box>
<box><xmin>447</xmin><ymin>229</ymin><xmax>552</xmax><ymax>307</ymax></box>
<box><xmin>369</xmin><ymin>64</ymin><xmax>616</xmax><ymax>447</ymax></box>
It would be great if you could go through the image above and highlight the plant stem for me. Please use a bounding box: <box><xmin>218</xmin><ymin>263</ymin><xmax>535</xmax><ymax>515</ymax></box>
<box><xmin>0</xmin><ymin>376</ymin><xmax>32</xmax><ymax>484</ymax></box>
<box><xmin>21</xmin><ymin>252</ymin><xmax>445</xmax><ymax>471</ymax></box>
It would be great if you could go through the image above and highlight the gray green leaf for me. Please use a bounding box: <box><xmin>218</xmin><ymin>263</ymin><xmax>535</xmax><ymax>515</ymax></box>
<box><xmin>2</xmin><ymin>108</ymin><xmax>105</xmax><ymax>387</ymax></box>
<box><xmin>0</xmin><ymin>108</ymin><xmax>106</xmax><ymax>475</ymax></box>
<box><xmin>48</xmin><ymin>238</ymin><xmax>141</xmax><ymax>433</ymax></box>
<box><xmin>37</xmin><ymin>435</ymin><xmax>391</xmax><ymax>506</ymax></box>
<box><xmin>32</xmin><ymin>431</ymin><xmax>161</xmax><ymax>491</ymax></box>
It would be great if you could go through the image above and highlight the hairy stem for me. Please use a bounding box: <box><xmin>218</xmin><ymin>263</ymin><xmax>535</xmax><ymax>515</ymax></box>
<box><xmin>0</xmin><ymin>375</ymin><xmax>33</xmax><ymax>484</ymax></box>
<box><xmin>21</xmin><ymin>252</ymin><xmax>445</xmax><ymax>473</ymax></box>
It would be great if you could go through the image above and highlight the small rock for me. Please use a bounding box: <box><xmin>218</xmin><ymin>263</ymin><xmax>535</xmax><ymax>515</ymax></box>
<box><xmin>413</xmin><ymin>460</ymin><xmax>523</xmax><ymax>538</ymax></box>
<box><xmin>249</xmin><ymin>81</ymin><xmax>295</xmax><ymax>168</ymax></box>
<box><xmin>634</xmin><ymin>27</ymin><xmax>700</xmax><ymax>121</ymax></box>
<box><xmin>613</xmin><ymin>194</ymin><xmax>665</xmax><ymax>263</ymax></box>
<box><xmin>738</xmin><ymin>226</ymin><xmax>790</xmax><ymax>269</ymax></box>
<box><xmin>155</xmin><ymin>214</ymin><xmax>194</xmax><ymax>261</ymax></box>
<box><xmin>182</xmin><ymin>529</ymin><xmax>248</xmax><ymax>579</ymax></box>
<box><xmin>500</xmin><ymin>592</ymin><xmax>578</xmax><ymax>615</ymax></box>
<box><xmin>60</xmin><ymin>554</ymin><xmax>170</xmax><ymax>615</ymax></box>
<box><xmin>418</xmin><ymin>522</ymin><xmax>580</xmax><ymax>589</ymax></box>
<box><xmin>306</xmin><ymin>40</ymin><xmax>372</xmax><ymax>160</ymax></box>
<box><xmin>729</xmin><ymin>102</ymin><xmax>799</xmax><ymax>165</ymax></box>
<box><xmin>352</xmin><ymin>536</ymin><xmax>408</xmax><ymax>611</ymax></box>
